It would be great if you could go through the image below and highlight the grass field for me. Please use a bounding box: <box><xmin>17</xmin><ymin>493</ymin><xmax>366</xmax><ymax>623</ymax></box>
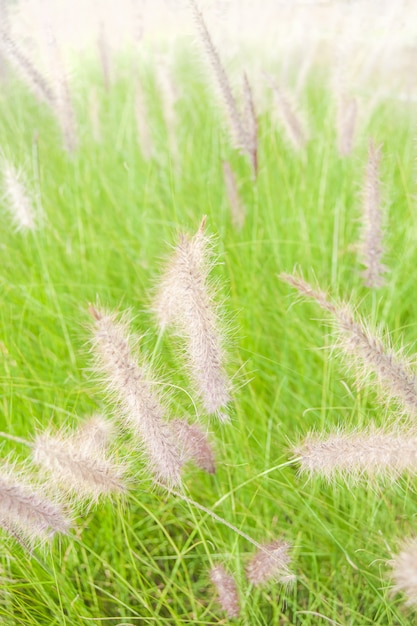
<box><xmin>0</xmin><ymin>24</ymin><xmax>417</xmax><ymax>624</ymax></box>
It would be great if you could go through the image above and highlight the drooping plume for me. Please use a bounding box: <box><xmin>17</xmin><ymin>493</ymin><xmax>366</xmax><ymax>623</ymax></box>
<box><xmin>1</xmin><ymin>160</ymin><xmax>36</xmax><ymax>231</ymax></box>
<box><xmin>153</xmin><ymin>218</ymin><xmax>231</xmax><ymax>421</ymax></box>
<box><xmin>246</xmin><ymin>539</ymin><xmax>295</xmax><ymax>586</ymax></box>
<box><xmin>170</xmin><ymin>419</ymin><xmax>216</xmax><ymax>474</ymax></box>
<box><xmin>0</xmin><ymin>464</ymin><xmax>70</xmax><ymax>541</ymax></box>
<box><xmin>391</xmin><ymin>537</ymin><xmax>417</xmax><ymax>609</ymax></box>
<box><xmin>210</xmin><ymin>564</ymin><xmax>240</xmax><ymax>619</ymax></box>
<box><xmin>32</xmin><ymin>430</ymin><xmax>125</xmax><ymax>502</ymax></box>
<box><xmin>89</xmin><ymin>305</ymin><xmax>183</xmax><ymax>485</ymax></box>
<box><xmin>294</xmin><ymin>425</ymin><xmax>417</xmax><ymax>480</ymax></box>
<box><xmin>359</xmin><ymin>139</ymin><xmax>386</xmax><ymax>288</ymax></box>
<box><xmin>280</xmin><ymin>272</ymin><xmax>417</xmax><ymax>418</ymax></box>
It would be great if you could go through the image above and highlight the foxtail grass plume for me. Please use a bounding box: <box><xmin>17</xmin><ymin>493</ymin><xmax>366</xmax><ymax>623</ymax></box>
<box><xmin>89</xmin><ymin>305</ymin><xmax>183</xmax><ymax>485</ymax></box>
<box><xmin>2</xmin><ymin>160</ymin><xmax>36</xmax><ymax>230</ymax></box>
<box><xmin>187</xmin><ymin>0</ymin><xmax>255</xmax><ymax>175</ymax></box>
<box><xmin>222</xmin><ymin>161</ymin><xmax>245</xmax><ymax>230</ymax></box>
<box><xmin>74</xmin><ymin>414</ymin><xmax>115</xmax><ymax>456</ymax></box>
<box><xmin>294</xmin><ymin>425</ymin><xmax>417</xmax><ymax>481</ymax></box>
<box><xmin>0</xmin><ymin>463</ymin><xmax>70</xmax><ymax>541</ymax></box>
<box><xmin>210</xmin><ymin>564</ymin><xmax>240</xmax><ymax>619</ymax></box>
<box><xmin>246</xmin><ymin>540</ymin><xmax>295</xmax><ymax>586</ymax></box>
<box><xmin>170</xmin><ymin>419</ymin><xmax>216</xmax><ymax>474</ymax></box>
<box><xmin>280</xmin><ymin>272</ymin><xmax>417</xmax><ymax>418</ymax></box>
<box><xmin>0</xmin><ymin>30</ymin><xmax>54</xmax><ymax>105</ymax></box>
<box><xmin>391</xmin><ymin>537</ymin><xmax>417</xmax><ymax>609</ymax></box>
<box><xmin>32</xmin><ymin>429</ymin><xmax>125</xmax><ymax>502</ymax></box>
<box><xmin>153</xmin><ymin>218</ymin><xmax>231</xmax><ymax>421</ymax></box>
<box><xmin>359</xmin><ymin>139</ymin><xmax>386</xmax><ymax>288</ymax></box>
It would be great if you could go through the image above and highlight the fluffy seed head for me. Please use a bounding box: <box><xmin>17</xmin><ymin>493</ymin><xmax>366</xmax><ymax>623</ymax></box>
<box><xmin>222</xmin><ymin>160</ymin><xmax>245</xmax><ymax>230</ymax></box>
<box><xmin>294</xmin><ymin>425</ymin><xmax>417</xmax><ymax>481</ymax></box>
<box><xmin>0</xmin><ymin>463</ymin><xmax>70</xmax><ymax>541</ymax></box>
<box><xmin>32</xmin><ymin>431</ymin><xmax>125</xmax><ymax>502</ymax></box>
<box><xmin>280</xmin><ymin>272</ymin><xmax>417</xmax><ymax>418</ymax></box>
<box><xmin>391</xmin><ymin>537</ymin><xmax>417</xmax><ymax>608</ymax></box>
<box><xmin>153</xmin><ymin>219</ymin><xmax>231</xmax><ymax>420</ymax></box>
<box><xmin>210</xmin><ymin>564</ymin><xmax>240</xmax><ymax>618</ymax></box>
<box><xmin>89</xmin><ymin>305</ymin><xmax>183</xmax><ymax>485</ymax></box>
<box><xmin>170</xmin><ymin>419</ymin><xmax>216</xmax><ymax>474</ymax></box>
<box><xmin>246</xmin><ymin>540</ymin><xmax>294</xmax><ymax>586</ymax></box>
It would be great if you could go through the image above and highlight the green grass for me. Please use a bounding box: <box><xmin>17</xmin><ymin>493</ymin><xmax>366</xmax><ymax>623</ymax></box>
<box><xmin>0</xmin><ymin>46</ymin><xmax>416</xmax><ymax>624</ymax></box>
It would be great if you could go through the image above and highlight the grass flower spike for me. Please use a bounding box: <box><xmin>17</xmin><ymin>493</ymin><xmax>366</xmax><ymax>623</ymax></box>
<box><xmin>89</xmin><ymin>305</ymin><xmax>183</xmax><ymax>485</ymax></box>
<box><xmin>210</xmin><ymin>564</ymin><xmax>240</xmax><ymax>618</ymax></box>
<box><xmin>0</xmin><ymin>463</ymin><xmax>70</xmax><ymax>541</ymax></box>
<box><xmin>246</xmin><ymin>540</ymin><xmax>295</xmax><ymax>586</ymax></box>
<box><xmin>294</xmin><ymin>425</ymin><xmax>417</xmax><ymax>481</ymax></box>
<box><xmin>32</xmin><ymin>430</ymin><xmax>125</xmax><ymax>502</ymax></box>
<box><xmin>153</xmin><ymin>218</ymin><xmax>231</xmax><ymax>421</ymax></box>
<box><xmin>170</xmin><ymin>419</ymin><xmax>216</xmax><ymax>474</ymax></box>
<box><xmin>391</xmin><ymin>537</ymin><xmax>417</xmax><ymax>609</ymax></box>
<box><xmin>280</xmin><ymin>272</ymin><xmax>417</xmax><ymax>418</ymax></box>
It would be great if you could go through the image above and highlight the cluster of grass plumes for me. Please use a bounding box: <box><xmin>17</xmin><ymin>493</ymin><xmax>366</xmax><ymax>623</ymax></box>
<box><xmin>281</xmin><ymin>270</ymin><xmax>417</xmax><ymax>615</ymax></box>
<box><xmin>1</xmin><ymin>5</ymin><xmax>417</xmax><ymax>621</ymax></box>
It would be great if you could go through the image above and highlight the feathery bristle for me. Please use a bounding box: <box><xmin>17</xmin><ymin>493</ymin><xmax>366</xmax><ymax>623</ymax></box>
<box><xmin>89</xmin><ymin>306</ymin><xmax>183</xmax><ymax>485</ymax></box>
<box><xmin>74</xmin><ymin>414</ymin><xmax>115</xmax><ymax>455</ymax></box>
<box><xmin>280</xmin><ymin>272</ymin><xmax>417</xmax><ymax>417</ymax></box>
<box><xmin>0</xmin><ymin>465</ymin><xmax>70</xmax><ymax>541</ymax></box>
<box><xmin>294</xmin><ymin>425</ymin><xmax>417</xmax><ymax>480</ymax></box>
<box><xmin>210</xmin><ymin>564</ymin><xmax>240</xmax><ymax>618</ymax></box>
<box><xmin>359</xmin><ymin>139</ymin><xmax>386</xmax><ymax>288</ymax></box>
<box><xmin>170</xmin><ymin>419</ymin><xmax>216</xmax><ymax>474</ymax></box>
<box><xmin>153</xmin><ymin>219</ymin><xmax>231</xmax><ymax>420</ymax></box>
<box><xmin>33</xmin><ymin>432</ymin><xmax>125</xmax><ymax>501</ymax></box>
<box><xmin>391</xmin><ymin>537</ymin><xmax>417</xmax><ymax>608</ymax></box>
<box><xmin>0</xmin><ymin>30</ymin><xmax>54</xmax><ymax>105</ymax></box>
<box><xmin>242</xmin><ymin>72</ymin><xmax>258</xmax><ymax>176</ymax></box>
<box><xmin>246</xmin><ymin>540</ymin><xmax>294</xmax><ymax>586</ymax></box>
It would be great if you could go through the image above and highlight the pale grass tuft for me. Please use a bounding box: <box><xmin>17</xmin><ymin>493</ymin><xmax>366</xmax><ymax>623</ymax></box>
<box><xmin>89</xmin><ymin>305</ymin><xmax>183</xmax><ymax>485</ymax></box>
<box><xmin>0</xmin><ymin>463</ymin><xmax>70</xmax><ymax>541</ymax></box>
<box><xmin>170</xmin><ymin>419</ymin><xmax>216</xmax><ymax>474</ymax></box>
<box><xmin>280</xmin><ymin>272</ymin><xmax>417</xmax><ymax>418</ymax></box>
<box><xmin>246</xmin><ymin>539</ymin><xmax>295</xmax><ymax>586</ymax></box>
<box><xmin>74</xmin><ymin>414</ymin><xmax>115</xmax><ymax>456</ymax></box>
<box><xmin>1</xmin><ymin>160</ymin><xmax>36</xmax><ymax>231</ymax></box>
<box><xmin>210</xmin><ymin>564</ymin><xmax>240</xmax><ymax>618</ymax></box>
<box><xmin>359</xmin><ymin>139</ymin><xmax>386</xmax><ymax>288</ymax></box>
<box><xmin>32</xmin><ymin>430</ymin><xmax>125</xmax><ymax>502</ymax></box>
<box><xmin>391</xmin><ymin>536</ymin><xmax>417</xmax><ymax>608</ymax></box>
<box><xmin>153</xmin><ymin>218</ymin><xmax>231</xmax><ymax>421</ymax></box>
<box><xmin>242</xmin><ymin>72</ymin><xmax>259</xmax><ymax>176</ymax></box>
<box><xmin>294</xmin><ymin>424</ymin><xmax>417</xmax><ymax>481</ymax></box>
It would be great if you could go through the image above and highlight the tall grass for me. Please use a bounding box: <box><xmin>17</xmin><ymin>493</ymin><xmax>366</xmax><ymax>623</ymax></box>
<box><xmin>0</xmin><ymin>24</ymin><xmax>416</xmax><ymax>626</ymax></box>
